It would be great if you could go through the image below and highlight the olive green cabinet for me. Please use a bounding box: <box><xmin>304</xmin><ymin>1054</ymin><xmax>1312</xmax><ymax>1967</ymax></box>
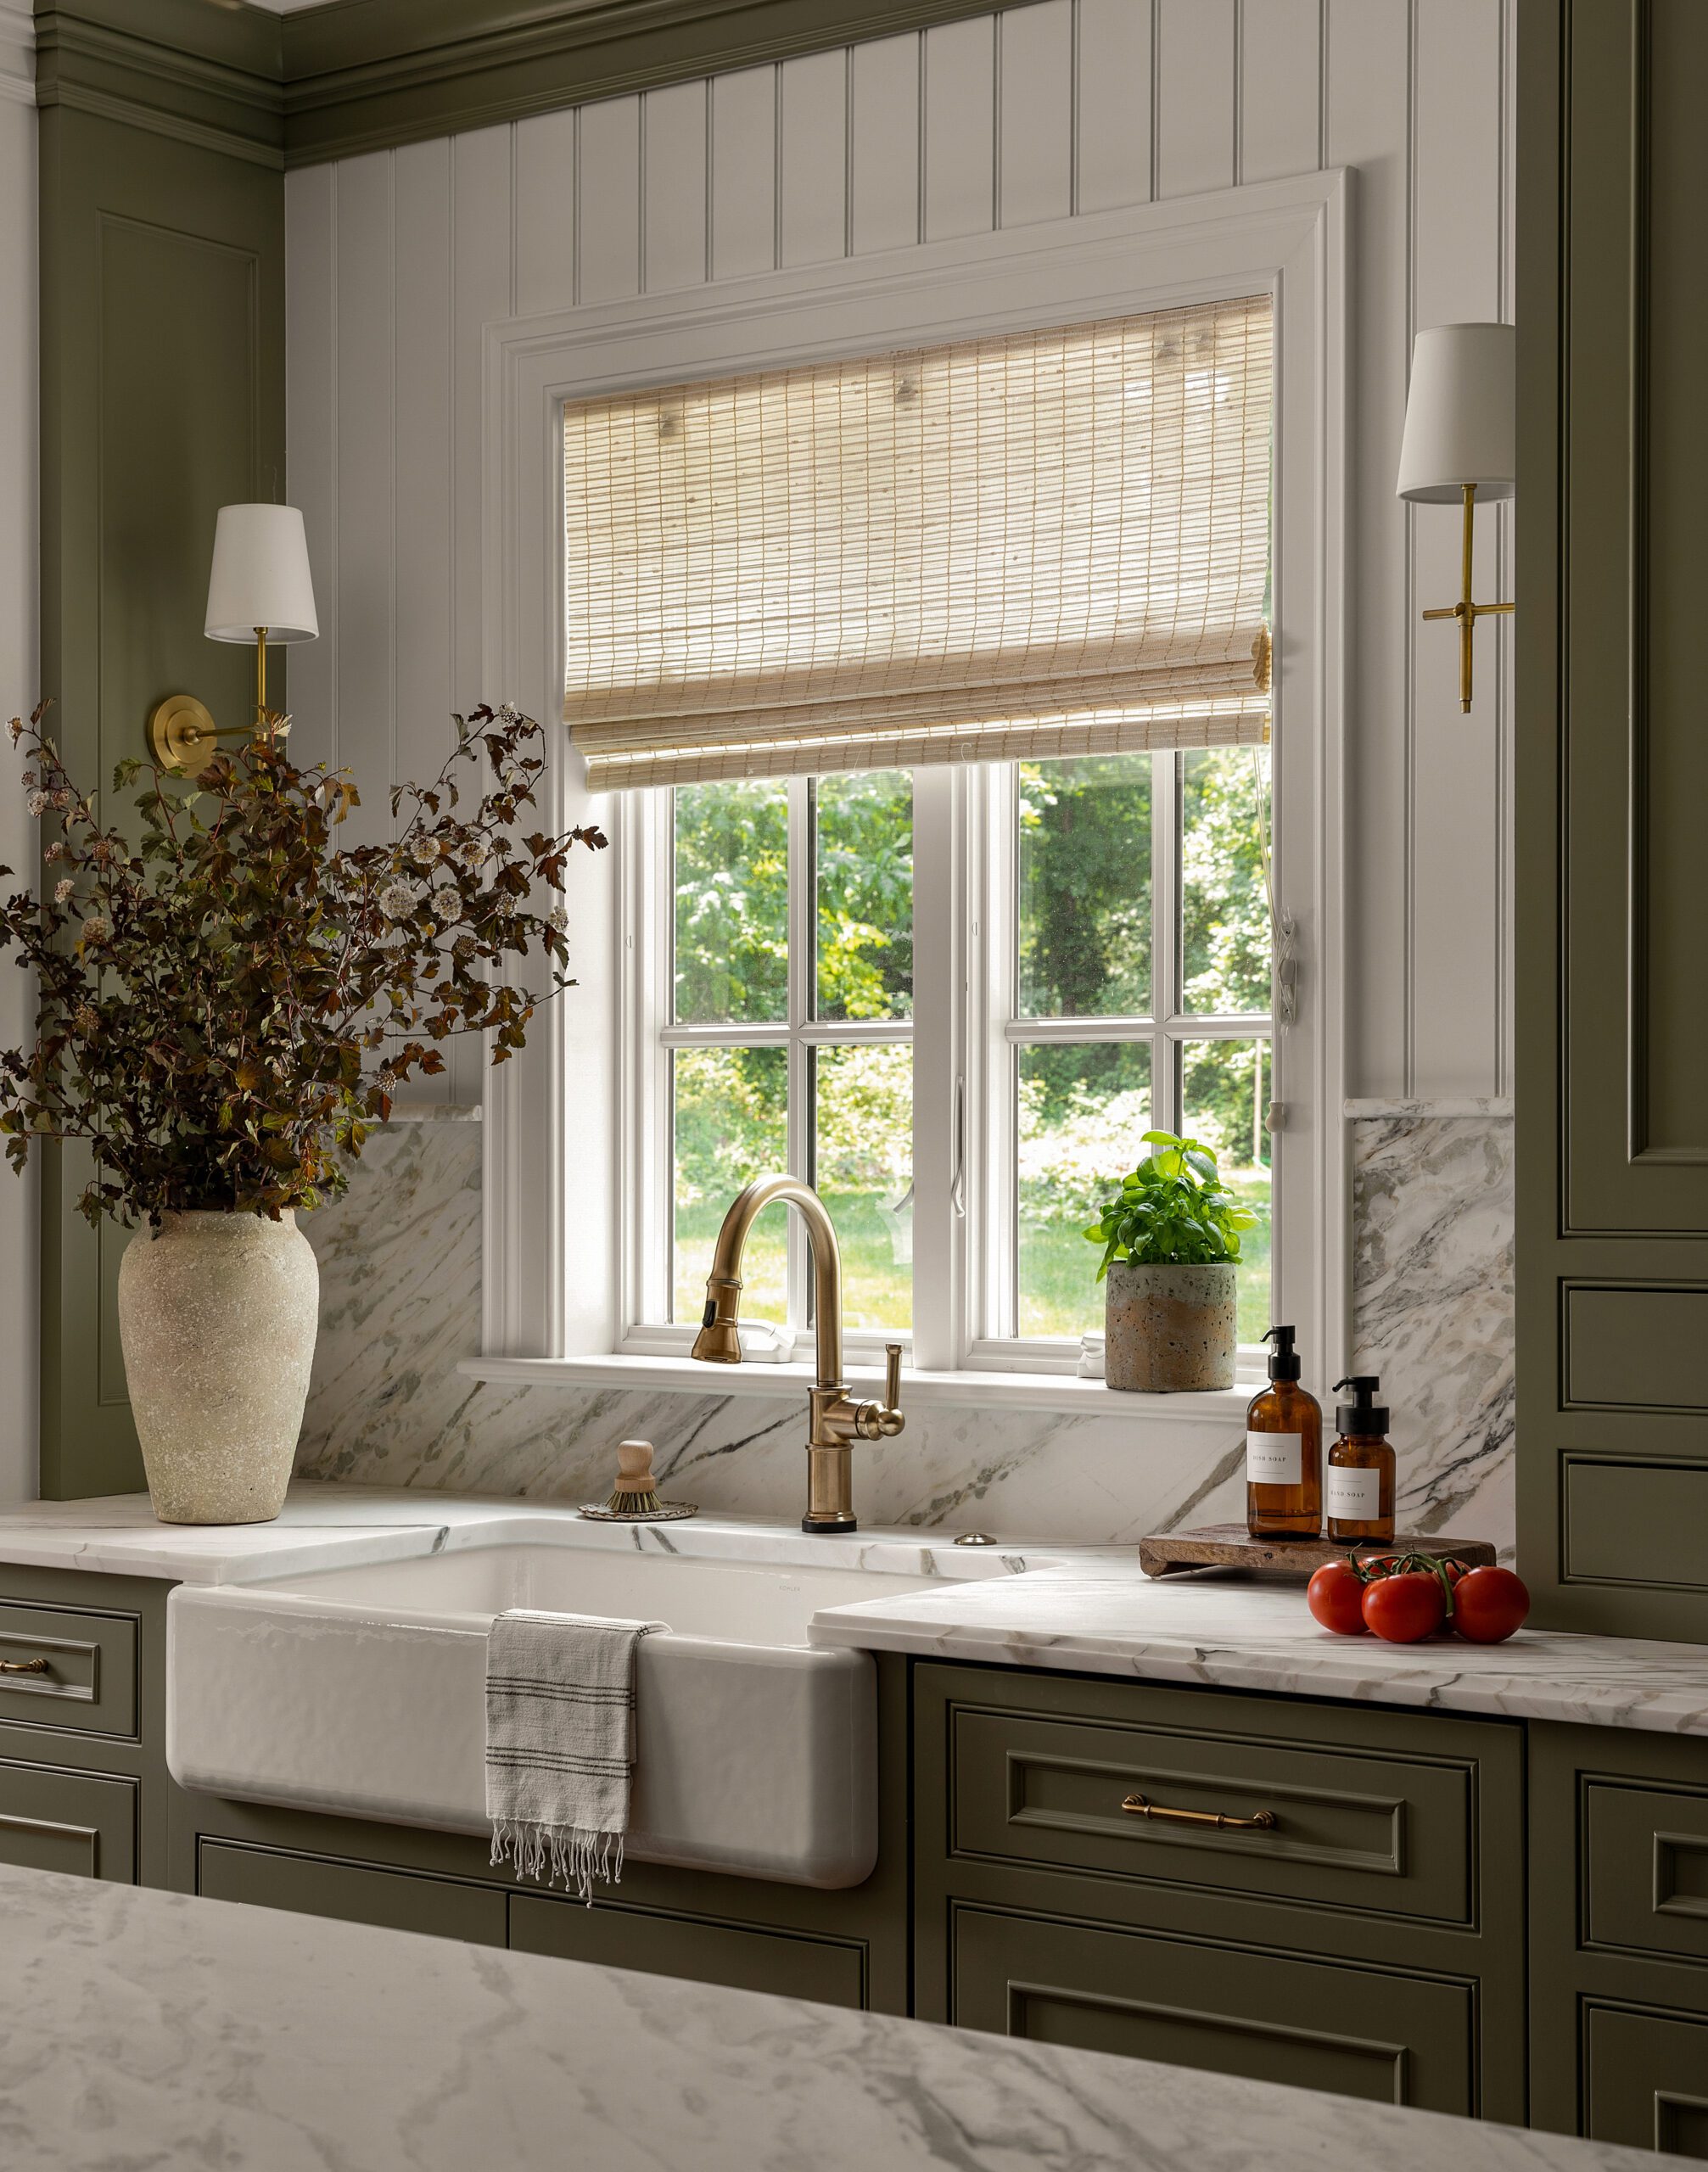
<box><xmin>913</xmin><ymin>1664</ymin><xmax>1526</xmax><ymax>2121</ymax></box>
<box><xmin>1531</xmin><ymin>1722</ymin><xmax>1708</xmax><ymax>2152</ymax></box>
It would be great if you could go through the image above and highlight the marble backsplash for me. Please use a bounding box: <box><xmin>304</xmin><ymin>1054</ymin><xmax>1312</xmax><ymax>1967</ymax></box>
<box><xmin>296</xmin><ymin>1102</ymin><xmax>1515</xmax><ymax>1554</ymax></box>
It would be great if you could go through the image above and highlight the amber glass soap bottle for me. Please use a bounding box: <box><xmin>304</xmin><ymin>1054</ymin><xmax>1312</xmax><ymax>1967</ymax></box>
<box><xmin>1245</xmin><ymin>1325</ymin><xmax>1322</xmax><ymax>1540</ymax></box>
<box><xmin>1325</xmin><ymin>1375</ymin><xmax>1397</xmax><ymax>1543</ymax></box>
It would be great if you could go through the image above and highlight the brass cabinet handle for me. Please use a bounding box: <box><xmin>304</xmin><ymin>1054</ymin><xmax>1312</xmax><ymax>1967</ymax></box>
<box><xmin>1121</xmin><ymin>1790</ymin><xmax>1278</xmax><ymax>1833</ymax></box>
<box><xmin>0</xmin><ymin>1657</ymin><xmax>49</xmax><ymax>1676</ymax></box>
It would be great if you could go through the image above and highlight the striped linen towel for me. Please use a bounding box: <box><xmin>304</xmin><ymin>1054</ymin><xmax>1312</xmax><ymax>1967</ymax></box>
<box><xmin>486</xmin><ymin>1609</ymin><xmax>666</xmax><ymax>1905</ymax></box>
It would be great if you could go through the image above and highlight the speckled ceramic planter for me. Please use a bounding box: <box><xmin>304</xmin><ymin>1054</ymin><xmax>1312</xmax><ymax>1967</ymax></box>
<box><xmin>1104</xmin><ymin>1260</ymin><xmax>1238</xmax><ymax>1392</ymax></box>
<box><xmin>118</xmin><ymin>1211</ymin><xmax>319</xmax><ymax>1525</ymax></box>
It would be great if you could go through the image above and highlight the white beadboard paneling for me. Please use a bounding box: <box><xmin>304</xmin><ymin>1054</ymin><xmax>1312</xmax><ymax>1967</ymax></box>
<box><xmin>1156</xmin><ymin>0</ymin><xmax>1235</xmax><ymax>198</ymax></box>
<box><xmin>710</xmin><ymin>65</ymin><xmax>778</xmax><ymax>279</ymax></box>
<box><xmin>579</xmin><ymin>96</ymin><xmax>643</xmax><ymax>302</ymax></box>
<box><xmin>997</xmin><ymin>0</ymin><xmax>1072</xmax><ymax>227</ymax></box>
<box><xmin>922</xmin><ymin>14</ymin><xmax>994</xmax><ymax>240</ymax></box>
<box><xmin>779</xmin><ymin>48</ymin><xmax>848</xmax><ymax>266</ymax></box>
<box><xmin>643</xmin><ymin>80</ymin><xmax>709</xmax><ymax>291</ymax></box>
<box><xmin>1408</xmin><ymin>0</ymin><xmax>1504</xmax><ymax>1095</ymax></box>
<box><xmin>283</xmin><ymin>161</ymin><xmax>337</xmax><ymax>775</ymax></box>
<box><xmin>1239</xmin><ymin>0</ymin><xmax>1322</xmax><ymax>183</ymax></box>
<box><xmin>851</xmin><ymin>32</ymin><xmax>921</xmax><ymax>253</ymax></box>
<box><xmin>333</xmin><ymin>152</ymin><xmax>396</xmax><ymax>850</ymax></box>
<box><xmin>1327</xmin><ymin>0</ymin><xmax>1412</xmax><ymax>1098</ymax></box>
<box><xmin>1076</xmin><ymin>0</ymin><xmax>1152</xmax><ymax>214</ymax></box>
<box><xmin>285</xmin><ymin>2</ymin><xmax>1517</xmax><ymax>1111</ymax></box>
<box><xmin>514</xmin><ymin>107</ymin><xmax>578</xmax><ymax>314</ymax></box>
<box><xmin>0</xmin><ymin>36</ymin><xmax>36</xmax><ymax>1500</ymax></box>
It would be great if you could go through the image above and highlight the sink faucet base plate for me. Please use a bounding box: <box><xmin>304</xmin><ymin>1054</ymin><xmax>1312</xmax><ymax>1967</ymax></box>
<box><xmin>802</xmin><ymin>1514</ymin><xmax>859</xmax><ymax>1536</ymax></box>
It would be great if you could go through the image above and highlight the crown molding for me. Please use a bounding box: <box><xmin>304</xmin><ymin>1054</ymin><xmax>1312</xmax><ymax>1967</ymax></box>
<box><xmin>0</xmin><ymin>0</ymin><xmax>34</xmax><ymax>107</ymax></box>
<box><xmin>33</xmin><ymin>0</ymin><xmax>283</xmax><ymax>164</ymax></box>
<box><xmin>278</xmin><ymin>0</ymin><xmax>1005</xmax><ymax>167</ymax></box>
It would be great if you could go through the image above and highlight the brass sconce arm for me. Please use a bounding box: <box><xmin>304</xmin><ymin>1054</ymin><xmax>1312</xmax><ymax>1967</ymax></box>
<box><xmin>1420</xmin><ymin>483</ymin><xmax>1515</xmax><ymax>714</ymax></box>
<box><xmin>146</xmin><ymin>628</ymin><xmax>290</xmax><ymax>775</ymax></box>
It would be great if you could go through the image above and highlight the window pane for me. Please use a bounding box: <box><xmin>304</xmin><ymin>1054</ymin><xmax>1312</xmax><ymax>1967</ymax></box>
<box><xmin>1179</xmin><ymin>1037</ymin><xmax>1272</xmax><ymax>1344</ymax></box>
<box><xmin>672</xmin><ymin>1046</ymin><xmax>788</xmax><ymax>1324</ymax></box>
<box><xmin>1180</xmin><ymin>747</ymin><xmax>1271</xmax><ymax>1017</ymax></box>
<box><xmin>673</xmin><ymin>781</ymin><xmax>788</xmax><ymax>1024</ymax></box>
<box><xmin>1017</xmin><ymin>1042</ymin><xmax>1152</xmax><ymax>1339</ymax></box>
<box><xmin>813</xmin><ymin>1044</ymin><xmax>912</xmax><ymax>1331</ymax></box>
<box><xmin>1017</xmin><ymin>755</ymin><xmax>1152</xmax><ymax>1019</ymax></box>
<box><xmin>815</xmin><ymin>770</ymin><xmax>914</xmax><ymax>1022</ymax></box>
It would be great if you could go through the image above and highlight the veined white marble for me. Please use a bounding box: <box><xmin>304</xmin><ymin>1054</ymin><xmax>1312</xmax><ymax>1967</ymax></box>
<box><xmin>294</xmin><ymin>1109</ymin><xmax>1515</xmax><ymax>1554</ymax></box>
<box><xmin>0</xmin><ymin>1865</ymin><xmax>1682</xmax><ymax>2172</ymax></box>
<box><xmin>809</xmin><ymin>1570</ymin><xmax>1708</xmax><ymax>1736</ymax></box>
<box><xmin>1352</xmin><ymin>1107</ymin><xmax>1515</xmax><ymax>1555</ymax></box>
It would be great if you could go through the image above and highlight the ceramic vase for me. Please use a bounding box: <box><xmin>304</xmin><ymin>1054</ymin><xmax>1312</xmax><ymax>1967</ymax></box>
<box><xmin>117</xmin><ymin>1210</ymin><xmax>318</xmax><ymax>1525</ymax></box>
<box><xmin>1103</xmin><ymin>1260</ymin><xmax>1238</xmax><ymax>1392</ymax></box>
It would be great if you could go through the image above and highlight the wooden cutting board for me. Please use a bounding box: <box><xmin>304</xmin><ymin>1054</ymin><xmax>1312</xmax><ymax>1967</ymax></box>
<box><xmin>1137</xmin><ymin>1524</ymin><xmax>1498</xmax><ymax>1580</ymax></box>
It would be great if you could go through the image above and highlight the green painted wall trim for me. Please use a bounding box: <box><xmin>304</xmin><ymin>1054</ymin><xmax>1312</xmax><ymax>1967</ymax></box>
<box><xmin>34</xmin><ymin>1</ymin><xmax>286</xmax><ymax>168</ymax></box>
<box><xmin>277</xmin><ymin>0</ymin><xmax>1012</xmax><ymax>165</ymax></box>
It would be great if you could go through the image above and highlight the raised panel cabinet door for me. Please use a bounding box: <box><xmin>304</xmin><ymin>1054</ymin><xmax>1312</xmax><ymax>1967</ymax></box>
<box><xmin>949</xmin><ymin>1906</ymin><xmax>1476</xmax><ymax>2114</ymax></box>
<box><xmin>1584</xmin><ymin>2005</ymin><xmax>1708</xmax><ymax>2157</ymax></box>
<box><xmin>509</xmin><ymin>1894</ymin><xmax>866</xmax><ymax>2007</ymax></box>
<box><xmin>197</xmin><ymin>1839</ymin><xmax>507</xmax><ymax>1945</ymax></box>
<box><xmin>0</xmin><ymin>1758</ymin><xmax>137</xmax><ymax>1882</ymax></box>
<box><xmin>1518</xmin><ymin>0</ymin><xmax>1708</xmax><ymax>1637</ymax></box>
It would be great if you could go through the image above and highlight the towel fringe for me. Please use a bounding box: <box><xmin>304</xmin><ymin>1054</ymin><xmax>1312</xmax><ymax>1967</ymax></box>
<box><xmin>490</xmin><ymin>1816</ymin><xmax>626</xmax><ymax>1906</ymax></box>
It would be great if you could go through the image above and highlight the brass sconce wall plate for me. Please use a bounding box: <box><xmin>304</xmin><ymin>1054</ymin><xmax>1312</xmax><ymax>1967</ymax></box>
<box><xmin>146</xmin><ymin>695</ymin><xmax>224</xmax><ymax>777</ymax></box>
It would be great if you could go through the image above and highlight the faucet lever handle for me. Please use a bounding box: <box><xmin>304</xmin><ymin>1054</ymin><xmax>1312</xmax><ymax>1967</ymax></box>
<box><xmin>884</xmin><ymin>1341</ymin><xmax>903</xmax><ymax>1413</ymax></box>
<box><xmin>855</xmin><ymin>1344</ymin><xmax>906</xmax><ymax>1441</ymax></box>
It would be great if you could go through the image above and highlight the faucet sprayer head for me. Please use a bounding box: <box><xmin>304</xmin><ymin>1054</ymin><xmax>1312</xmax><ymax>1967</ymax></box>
<box><xmin>690</xmin><ymin>1274</ymin><xmax>743</xmax><ymax>1363</ymax></box>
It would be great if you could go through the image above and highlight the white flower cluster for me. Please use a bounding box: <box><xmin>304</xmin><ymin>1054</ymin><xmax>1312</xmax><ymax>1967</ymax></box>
<box><xmin>53</xmin><ymin>878</ymin><xmax>75</xmax><ymax>905</ymax></box>
<box><xmin>377</xmin><ymin>880</ymin><xmax>416</xmax><ymax>921</ymax></box>
<box><xmin>80</xmin><ymin>915</ymin><xmax>111</xmax><ymax>948</ymax></box>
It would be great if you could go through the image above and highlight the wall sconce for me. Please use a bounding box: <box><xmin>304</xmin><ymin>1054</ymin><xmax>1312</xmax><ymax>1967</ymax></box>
<box><xmin>147</xmin><ymin>503</ymin><xmax>319</xmax><ymax>774</ymax></box>
<box><xmin>1397</xmin><ymin>322</ymin><xmax>1515</xmax><ymax>714</ymax></box>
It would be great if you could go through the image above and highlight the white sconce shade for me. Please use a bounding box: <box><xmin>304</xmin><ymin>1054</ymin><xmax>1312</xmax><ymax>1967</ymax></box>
<box><xmin>204</xmin><ymin>503</ymin><xmax>319</xmax><ymax>644</ymax></box>
<box><xmin>1396</xmin><ymin>322</ymin><xmax>1516</xmax><ymax>504</ymax></box>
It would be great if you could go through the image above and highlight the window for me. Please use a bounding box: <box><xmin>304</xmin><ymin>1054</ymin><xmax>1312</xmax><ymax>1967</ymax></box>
<box><xmin>585</xmin><ymin>296</ymin><xmax>1280</xmax><ymax>1369</ymax></box>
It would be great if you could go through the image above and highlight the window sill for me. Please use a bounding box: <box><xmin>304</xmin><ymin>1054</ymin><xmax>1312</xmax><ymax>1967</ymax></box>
<box><xmin>456</xmin><ymin>1352</ymin><xmax>1257</xmax><ymax>1422</ymax></box>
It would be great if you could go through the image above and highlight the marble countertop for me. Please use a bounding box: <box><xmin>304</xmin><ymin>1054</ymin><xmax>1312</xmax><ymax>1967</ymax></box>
<box><xmin>807</xmin><ymin>1570</ymin><xmax>1708</xmax><ymax>1735</ymax></box>
<box><xmin>0</xmin><ymin>1864</ymin><xmax>1687</xmax><ymax>2172</ymax></box>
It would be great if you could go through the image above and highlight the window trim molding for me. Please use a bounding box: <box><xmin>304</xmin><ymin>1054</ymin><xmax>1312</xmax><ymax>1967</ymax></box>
<box><xmin>479</xmin><ymin>170</ymin><xmax>1352</xmax><ymax>1395</ymax></box>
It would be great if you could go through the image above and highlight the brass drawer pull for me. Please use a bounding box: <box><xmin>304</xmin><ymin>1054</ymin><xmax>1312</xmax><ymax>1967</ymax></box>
<box><xmin>0</xmin><ymin>1657</ymin><xmax>50</xmax><ymax>1676</ymax></box>
<box><xmin>1121</xmin><ymin>1790</ymin><xmax>1278</xmax><ymax>1833</ymax></box>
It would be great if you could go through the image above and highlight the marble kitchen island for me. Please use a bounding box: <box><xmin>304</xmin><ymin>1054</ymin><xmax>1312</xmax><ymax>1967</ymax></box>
<box><xmin>0</xmin><ymin>1863</ymin><xmax>1691</xmax><ymax>2172</ymax></box>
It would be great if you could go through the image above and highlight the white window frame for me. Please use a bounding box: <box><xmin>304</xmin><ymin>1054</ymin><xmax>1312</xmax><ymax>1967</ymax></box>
<box><xmin>468</xmin><ymin>171</ymin><xmax>1349</xmax><ymax>1409</ymax></box>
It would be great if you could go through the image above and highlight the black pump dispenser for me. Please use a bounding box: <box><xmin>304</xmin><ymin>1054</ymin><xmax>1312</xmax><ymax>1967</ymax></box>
<box><xmin>1334</xmin><ymin>1375</ymin><xmax>1390</xmax><ymax>1435</ymax></box>
<box><xmin>1262</xmin><ymin>1325</ymin><xmax>1302</xmax><ymax>1382</ymax></box>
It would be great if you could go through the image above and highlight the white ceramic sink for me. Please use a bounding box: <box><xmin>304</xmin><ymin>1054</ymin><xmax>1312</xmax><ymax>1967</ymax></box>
<box><xmin>166</xmin><ymin>1520</ymin><xmax>1050</xmax><ymax>1889</ymax></box>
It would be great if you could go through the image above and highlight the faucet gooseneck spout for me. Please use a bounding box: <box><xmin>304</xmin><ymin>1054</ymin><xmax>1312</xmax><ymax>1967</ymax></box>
<box><xmin>690</xmin><ymin>1174</ymin><xmax>904</xmax><ymax>1535</ymax></box>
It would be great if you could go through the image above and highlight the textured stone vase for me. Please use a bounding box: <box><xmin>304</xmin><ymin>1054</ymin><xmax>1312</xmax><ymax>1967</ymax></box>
<box><xmin>118</xmin><ymin>1210</ymin><xmax>319</xmax><ymax>1525</ymax></box>
<box><xmin>1104</xmin><ymin>1260</ymin><xmax>1238</xmax><ymax>1392</ymax></box>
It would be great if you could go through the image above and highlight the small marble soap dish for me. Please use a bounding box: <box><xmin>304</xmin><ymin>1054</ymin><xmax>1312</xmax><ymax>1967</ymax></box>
<box><xmin>578</xmin><ymin>1439</ymin><xmax>698</xmax><ymax>1524</ymax></box>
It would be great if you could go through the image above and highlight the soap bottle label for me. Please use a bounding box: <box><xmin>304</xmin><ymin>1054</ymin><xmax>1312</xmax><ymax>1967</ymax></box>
<box><xmin>1326</xmin><ymin>1464</ymin><xmax>1382</xmax><ymax>1520</ymax></box>
<box><xmin>1246</xmin><ymin>1431</ymin><xmax>1302</xmax><ymax>1486</ymax></box>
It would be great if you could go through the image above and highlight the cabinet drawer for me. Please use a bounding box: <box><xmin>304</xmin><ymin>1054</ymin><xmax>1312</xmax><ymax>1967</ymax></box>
<box><xmin>0</xmin><ymin>1600</ymin><xmax>137</xmax><ymax>1738</ymax></box>
<box><xmin>0</xmin><ymin>1755</ymin><xmax>137</xmax><ymax>1881</ymax></box>
<box><xmin>949</xmin><ymin>1702</ymin><xmax>1474</xmax><ymax>1924</ymax></box>
<box><xmin>1587</xmin><ymin>1780</ymin><xmax>1708</xmax><ymax>1968</ymax></box>
<box><xmin>197</xmin><ymin>1839</ymin><xmax>507</xmax><ymax>1945</ymax></box>
<box><xmin>511</xmin><ymin>1894</ymin><xmax>865</xmax><ymax>2007</ymax></box>
<box><xmin>1585</xmin><ymin>2004</ymin><xmax>1708</xmax><ymax>2156</ymax></box>
<box><xmin>950</xmin><ymin>1906</ymin><xmax>1475</xmax><ymax>2113</ymax></box>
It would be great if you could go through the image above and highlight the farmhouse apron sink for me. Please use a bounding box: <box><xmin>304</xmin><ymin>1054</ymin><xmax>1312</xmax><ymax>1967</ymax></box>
<box><xmin>165</xmin><ymin>1520</ymin><xmax>1048</xmax><ymax>1888</ymax></box>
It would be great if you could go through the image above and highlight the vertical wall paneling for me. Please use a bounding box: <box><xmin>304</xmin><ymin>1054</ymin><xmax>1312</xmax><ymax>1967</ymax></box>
<box><xmin>514</xmin><ymin>108</ymin><xmax>578</xmax><ymax>315</ymax></box>
<box><xmin>1407</xmin><ymin>0</ymin><xmax>1504</xmax><ymax>1094</ymax></box>
<box><xmin>1156</xmin><ymin>0</ymin><xmax>1235</xmax><ymax>198</ymax></box>
<box><xmin>286</xmin><ymin>2</ymin><xmax>1517</xmax><ymax>1110</ymax></box>
<box><xmin>578</xmin><ymin>97</ymin><xmax>643</xmax><ymax>303</ymax></box>
<box><xmin>709</xmin><ymin>66</ymin><xmax>778</xmax><ymax>279</ymax></box>
<box><xmin>1326</xmin><ymin>0</ymin><xmax>1413</xmax><ymax>1096</ymax></box>
<box><xmin>1239</xmin><ymin>0</ymin><xmax>1324</xmax><ymax>184</ymax></box>
<box><xmin>850</xmin><ymin>34</ymin><xmax>921</xmax><ymax>254</ymax></box>
<box><xmin>778</xmin><ymin>48</ymin><xmax>848</xmax><ymax>267</ymax></box>
<box><xmin>332</xmin><ymin>154</ymin><xmax>397</xmax><ymax>854</ymax></box>
<box><xmin>1075</xmin><ymin>0</ymin><xmax>1153</xmax><ymax>215</ymax></box>
<box><xmin>996</xmin><ymin>1</ymin><xmax>1072</xmax><ymax>227</ymax></box>
<box><xmin>921</xmin><ymin>17</ymin><xmax>995</xmax><ymax>243</ymax></box>
<box><xmin>642</xmin><ymin>81</ymin><xmax>709</xmax><ymax>292</ymax></box>
<box><xmin>1496</xmin><ymin>0</ymin><xmax>1515</xmax><ymax>1094</ymax></box>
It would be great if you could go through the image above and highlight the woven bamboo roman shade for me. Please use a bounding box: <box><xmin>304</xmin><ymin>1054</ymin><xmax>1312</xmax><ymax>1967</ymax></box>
<box><xmin>563</xmin><ymin>295</ymin><xmax>1273</xmax><ymax>790</ymax></box>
